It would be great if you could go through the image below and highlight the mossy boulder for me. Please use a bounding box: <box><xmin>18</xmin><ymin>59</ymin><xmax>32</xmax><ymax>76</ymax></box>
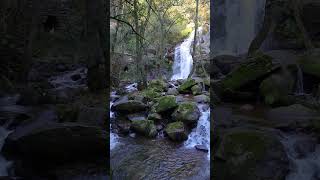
<box><xmin>147</xmin><ymin>113</ymin><xmax>162</xmax><ymax>121</ymax></box>
<box><xmin>167</xmin><ymin>88</ymin><xmax>179</xmax><ymax>95</ymax></box>
<box><xmin>178</xmin><ymin>78</ymin><xmax>197</xmax><ymax>94</ymax></box>
<box><xmin>164</xmin><ymin>122</ymin><xmax>188</xmax><ymax>141</ymax></box>
<box><xmin>220</xmin><ymin>52</ymin><xmax>275</xmax><ymax>91</ymax></box>
<box><xmin>131</xmin><ymin>120</ymin><xmax>157</xmax><ymax>138</ymax></box>
<box><xmin>148</xmin><ymin>79</ymin><xmax>167</xmax><ymax>92</ymax></box>
<box><xmin>214</xmin><ymin>129</ymin><xmax>289</xmax><ymax>180</ymax></box>
<box><xmin>191</xmin><ymin>85</ymin><xmax>202</xmax><ymax>95</ymax></box>
<box><xmin>194</xmin><ymin>95</ymin><xmax>210</xmax><ymax>103</ymax></box>
<box><xmin>111</xmin><ymin>96</ymin><xmax>148</xmax><ymax>114</ymax></box>
<box><xmin>172</xmin><ymin>102</ymin><xmax>200</xmax><ymax>124</ymax></box>
<box><xmin>152</xmin><ymin>95</ymin><xmax>178</xmax><ymax>113</ymax></box>
<box><xmin>298</xmin><ymin>49</ymin><xmax>320</xmax><ymax>78</ymax></box>
<box><xmin>260</xmin><ymin>72</ymin><xmax>294</xmax><ymax>106</ymax></box>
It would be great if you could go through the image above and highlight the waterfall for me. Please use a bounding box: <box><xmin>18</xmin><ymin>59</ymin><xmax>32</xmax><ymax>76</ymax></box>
<box><xmin>212</xmin><ymin>0</ymin><xmax>266</xmax><ymax>55</ymax></box>
<box><xmin>171</xmin><ymin>29</ymin><xmax>196</xmax><ymax>80</ymax></box>
<box><xmin>295</xmin><ymin>65</ymin><xmax>304</xmax><ymax>95</ymax></box>
<box><xmin>185</xmin><ymin>104</ymin><xmax>210</xmax><ymax>159</ymax></box>
<box><xmin>110</xmin><ymin>92</ymin><xmax>119</xmax><ymax>150</ymax></box>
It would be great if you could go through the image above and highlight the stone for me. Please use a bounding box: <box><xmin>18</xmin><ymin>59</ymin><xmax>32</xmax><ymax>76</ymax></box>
<box><xmin>191</xmin><ymin>85</ymin><xmax>202</xmax><ymax>95</ymax></box>
<box><xmin>195</xmin><ymin>145</ymin><xmax>209</xmax><ymax>152</ymax></box>
<box><xmin>152</xmin><ymin>95</ymin><xmax>178</xmax><ymax>113</ymax></box>
<box><xmin>172</xmin><ymin>102</ymin><xmax>200</xmax><ymax>124</ymax></box>
<box><xmin>194</xmin><ymin>95</ymin><xmax>210</xmax><ymax>103</ymax></box>
<box><xmin>167</xmin><ymin>88</ymin><xmax>179</xmax><ymax>95</ymax></box>
<box><xmin>111</xmin><ymin>96</ymin><xmax>148</xmax><ymax>114</ymax></box>
<box><xmin>178</xmin><ymin>79</ymin><xmax>197</xmax><ymax>94</ymax></box>
<box><xmin>131</xmin><ymin>120</ymin><xmax>157</xmax><ymax>138</ymax></box>
<box><xmin>147</xmin><ymin>113</ymin><xmax>162</xmax><ymax>121</ymax></box>
<box><xmin>298</xmin><ymin>49</ymin><xmax>320</xmax><ymax>79</ymax></box>
<box><xmin>164</xmin><ymin>122</ymin><xmax>188</xmax><ymax>141</ymax></box>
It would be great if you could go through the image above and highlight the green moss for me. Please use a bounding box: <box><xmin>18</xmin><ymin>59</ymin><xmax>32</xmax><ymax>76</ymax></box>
<box><xmin>148</xmin><ymin>79</ymin><xmax>167</xmax><ymax>92</ymax></box>
<box><xmin>131</xmin><ymin>120</ymin><xmax>157</xmax><ymax>137</ymax></box>
<box><xmin>178</xmin><ymin>78</ymin><xmax>197</xmax><ymax>93</ymax></box>
<box><xmin>299</xmin><ymin>53</ymin><xmax>320</xmax><ymax>78</ymax></box>
<box><xmin>153</xmin><ymin>95</ymin><xmax>178</xmax><ymax>113</ymax></box>
<box><xmin>164</xmin><ymin>121</ymin><xmax>188</xmax><ymax>141</ymax></box>
<box><xmin>141</xmin><ymin>88</ymin><xmax>161</xmax><ymax>100</ymax></box>
<box><xmin>221</xmin><ymin>52</ymin><xmax>274</xmax><ymax>91</ymax></box>
<box><xmin>191</xmin><ymin>85</ymin><xmax>202</xmax><ymax>95</ymax></box>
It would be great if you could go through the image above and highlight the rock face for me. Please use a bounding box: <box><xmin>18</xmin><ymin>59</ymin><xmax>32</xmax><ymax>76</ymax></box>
<box><xmin>214</xmin><ymin>129</ymin><xmax>289</xmax><ymax>180</ymax></box>
<box><xmin>260</xmin><ymin>72</ymin><xmax>294</xmax><ymax>106</ymax></box>
<box><xmin>298</xmin><ymin>49</ymin><xmax>320</xmax><ymax>78</ymax></box>
<box><xmin>172</xmin><ymin>102</ymin><xmax>200</xmax><ymax>124</ymax></box>
<box><xmin>111</xmin><ymin>96</ymin><xmax>148</xmax><ymax>114</ymax></box>
<box><xmin>3</xmin><ymin>122</ymin><xmax>107</xmax><ymax>169</ymax></box>
<box><xmin>219</xmin><ymin>52</ymin><xmax>275</xmax><ymax>92</ymax></box>
<box><xmin>165</xmin><ymin>122</ymin><xmax>188</xmax><ymax>141</ymax></box>
<box><xmin>131</xmin><ymin>120</ymin><xmax>157</xmax><ymax>138</ymax></box>
<box><xmin>178</xmin><ymin>79</ymin><xmax>197</xmax><ymax>94</ymax></box>
<box><xmin>191</xmin><ymin>85</ymin><xmax>202</xmax><ymax>95</ymax></box>
<box><xmin>152</xmin><ymin>95</ymin><xmax>178</xmax><ymax>113</ymax></box>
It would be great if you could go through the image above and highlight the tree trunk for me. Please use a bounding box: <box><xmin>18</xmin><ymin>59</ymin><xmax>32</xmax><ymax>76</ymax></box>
<box><xmin>188</xmin><ymin>0</ymin><xmax>199</xmax><ymax>78</ymax></box>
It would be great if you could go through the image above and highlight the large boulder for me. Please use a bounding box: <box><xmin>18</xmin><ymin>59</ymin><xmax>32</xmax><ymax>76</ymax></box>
<box><xmin>260</xmin><ymin>71</ymin><xmax>294</xmax><ymax>106</ymax></box>
<box><xmin>298</xmin><ymin>49</ymin><xmax>320</xmax><ymax>78</ymax></box>
<box><xmin>219</xmin><ymin>52</ymin><xmax>276</xmax><ymax>92</ymax></box>
<box><xmin>214</xmin><ymin>129</ymin><xmax>289</xmax><ymax>180</ymax></box>
<box><xmin>178</xmin><ymin>79</ymin><xmax>197</xmax><ymax>94</ymax></box>
<box><xmin>191</xmin><ymin>85</ymin><xmax>202</xmax><ymax>95</ymax></box>
<box><xmin>131</xmin><ymin>120</ymin><xmax>157</xmax><ymax>138</ymax></box>
<box><xmin>172</xmin><ymin>102</ymin><xmax>200</xmax><ymax>124</ymax></box>
<box><xmin>151</xmin><ymin>95</ymin><xmax>178</xmax><ymax>113</ymax></box>
<box><xmin>111</xmin><ymin>96</ymin><xmax>148</xmax><ymax>114</ymax></box>
<box><xmin>194</xmin><ymin>95</ymin><xmax>210</xmax><ymax>103</ymax></box>
<box><xmin>167</xmin><ymin>88</ymin><xmax>179</xmax><ymax>96</ymax></box>
<box><xmin>265</xmin><ymin>104</ymin><xmax>319</xmax><ymax>128</ymax></box>
<box><xmin>3</xmin><ymin>122</ymin><xmax>107</xmax><ymax>170</ymax></box>
<box><xmin>148</xmin><ymin>79</ymin><xmax>167</xmax><ymax>92</ymax></box>
<box><xmin>164</xmin><ymin>122</ymin><xmax>188</xmax><ymax>141</ymax></box>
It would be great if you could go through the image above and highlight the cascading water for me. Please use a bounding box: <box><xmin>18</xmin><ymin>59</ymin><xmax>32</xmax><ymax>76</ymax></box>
<box><xmin>212</xmin><ymin>0</ymin><xmax>266</xmax><ymax>55</ymax></box>
<box><xmin>0</xmin><ymin>127</ymin><xmax>12</xmax><ymax>176</ymax></box>
<box><xmin>184</xmin><ymin>104</ymin><xmax>210</xmax><ymax>159</ymax></box>
<box><xmin>171</xmin><ymin>28</ymin><xmax>201</xmax><ymax>80</ymax></box>
<box><xmin>280</xmin><ymin>133</ymin><xmax>320</xmax><ymax>180</ymax></box>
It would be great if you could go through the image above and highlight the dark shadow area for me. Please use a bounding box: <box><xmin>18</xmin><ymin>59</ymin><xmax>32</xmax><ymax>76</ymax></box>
<box><xmin>0</xmin><ymin>0</ymin><xmax>110</xmax><ymax>179</ymax></box>
<box><xmin>211</xmin><ymin>0</ymin><xmax>320</xmax><ymax>179</ymax></box>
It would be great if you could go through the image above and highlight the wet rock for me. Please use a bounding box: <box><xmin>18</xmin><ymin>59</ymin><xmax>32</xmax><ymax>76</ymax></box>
<box><xmin>214</xmin><ymin>128</ymin><xmax>289</xmax><ymax>180</ymax></box>
<box><xmin>191</xmin><ymin>85</ymin><xmax>202</xmax><ymax>95</ymax></box>
<box><xmin>172</xmin><ymin>102</ymin><xmax>200</xmax><ymax>124</ymax></box>
<box><xmin>178</xmin><ymin>79</ymin><xmax>197</xmax><ymax>94</ymax></box>
<box><xmin>3</xmin><ymin>122</ymin><xmax>107</xmax><ymax>170</ymax></box>
<box><xmin>148</xmin><ymin>79</ymin><xmax>167</xmax><ymax>92</ymax></box>
<box><xmin>127</xmin><ymin>113</ymin><xmax>146</xmax><ymax>121</ymax></box>
<box><xmin>131</xmin><ymin>120</ymin><xmax>157</xmax><ymax>138</ymax></box>
<box><xmin>194</xmin><ymin>95</ymin><xmax>210</xmax><ymax>103</ymax></box>
<box><xmin>165</xmin><ymin>122</ymin><xmax>188</xmax><ymax>141</ymax></box>
<box><xmin>167</xmin><ymin>88</ymin><xmax>179</xmax><ymax>96</ymax></box>
<box><xmin>219</xmin><ymin>52</ymin><xmax>276</xmax><ymax>92</ymax></box>
<box><xmin>151</xmin><ymin>95</ymin><xmax>178</xmax><ymax>113</ymax></box>
<box><xmin>111</xmin><ymin>96</ymin><xmax>148</xmax><ymax>114</ymax></box>
<box><xmin>298</xmin><ymin>49</ymin><xmax>320</xmax><ymax>79</ymax></box>
<box><xmin>260</xmin><ymin>72</ymin><xmax>294</xmax><ymax>106</ymax></box>
<box><xmin>211</xmin><ymin>55</ymin><xmax>240</xmax><ymax>75</ymax></box>
<box><xmin>195</xmin><ymin>145</ymin><xmax>209</xmax><ymax>152</ymax></box>
<box><xmin>115</xmin><ymin>118</ymin><xmax>131</xmax><ymax>134</ymax></box>
<box><xmin>265</xmin><ymin>104</ymin><xmax>319</xmax><ymax>128</ymax></box>
<box><xmin>293</xmin><ymin>136</ymin><xmax>317</xmax><ymax>158</ymax></box>
<box><xmin>147</xmin><ymin>113</ymin><xmax>162</xmax><ymax>121</ymax></box>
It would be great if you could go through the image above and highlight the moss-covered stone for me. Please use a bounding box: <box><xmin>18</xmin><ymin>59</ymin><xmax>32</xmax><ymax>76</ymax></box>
<box><xmin>191</xmin><ymin>85</ymin><xmax>202</xmax><ymax>95</ymax></box>
<box><xmin>131</xmin><ymin>120</ymin><xmax>157</xmax><ymax>138</ymax></box>
<box><xmin>260</xmin><ymin>72</ymin><xmax>294</xmax><ymax>106</ymax></box>
<box><xmin>215</xmin><ymin>129</ymin><xmax>288</xmax><ymax>180</ymax></box>
<box><xmin>178</xmin><ymin>78</ymin><xmax>197</xmax><ymax>93</ymax></box>
<box><xmin>152</xmin><ymin>95</ymin><xmax>178</xmax><ymax>113</ymax></box>
<box><xmin>298</xmin><ymin>50</ymin><xmax>320</xmax><ymax>78</ymax></box>
<box><xmin>220</xmin><ymin>52</ymin><xmax>275</xmax><ymax>91</ymax></box>
<box><xmin>148</xmin><ymin>79</ymin><xmax>167</xmax><ymax>92</ymax></box>
<box><xmin>172</xmin><ymin>102</ymin><xmax>200</xmax><ymax>124</ymax></box>
<box><xmin>164</xmin><ymin>122</ymin><xmax>188</xmax><ymax>141</ymax></box>
<box><xmin>147</xmin><ymin>113</ymin><xmax>162</xmax><ymax>121</ymax></box>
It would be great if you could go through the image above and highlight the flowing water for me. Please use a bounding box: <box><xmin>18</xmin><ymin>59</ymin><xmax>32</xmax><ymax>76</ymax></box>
<box><xmin>185</xmin><ymin>104</ymin><xmax>210</xmax><ymax>160</ymax></box>
<box><xmin>280</xmin><ymin>133</ymin><xmax>320</xmax><ymax>180</ymax></box>
<box><xmin>295</xmin><ymin>64</ymin><xmax>305</xmax><ymax>95</ymax></box>
<box><xmin>212</xmin><ymin>0</ymin><xmax>266</xmax><ymax>55</ymax></box>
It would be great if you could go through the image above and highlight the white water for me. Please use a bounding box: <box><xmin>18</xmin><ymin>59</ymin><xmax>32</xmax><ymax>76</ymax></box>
<box><xmin>171</xmin><ymin>30</ymin><xmax>196</xmax><ymax>80</ymax></box>
<box><xmin>110</xmin><ymin>92</ymin><xmax>118</xmax><ymax>150</ymax></box>
<box><xmin>280</xmin><ymin>133</ymin><xmax>320</xmax><ymax>180</ymax></box>
<box><xmin>185</xmin><ymin>104</ymin><xmax>210</xmax><ymax>159</ymax></box>
<box><xmin>0</xmin><ymin>127</ymin><xmax>11</xmax><ymax>176</ymax></box>
<box><xmin>213</xmin><ymin>0</ymin><xmax>266</xmax><ymax>55</ymax></box>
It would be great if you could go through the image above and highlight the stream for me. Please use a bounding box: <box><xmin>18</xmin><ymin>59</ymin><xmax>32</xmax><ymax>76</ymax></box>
<box><xmin>110</xmin><ymin>29</ymin><xmax>210</xmax><ymax>179</ymax></box>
